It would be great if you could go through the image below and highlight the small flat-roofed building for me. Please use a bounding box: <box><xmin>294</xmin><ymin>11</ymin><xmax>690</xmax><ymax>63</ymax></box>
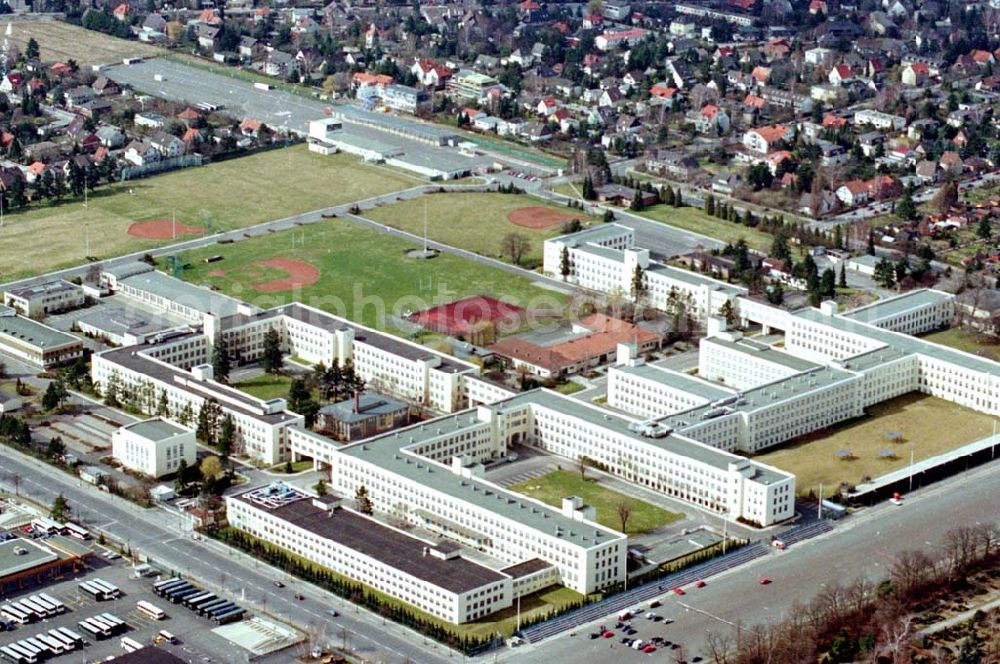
<box><xmin>104</xmin><ymin>646</ymin><xmax>188</xmax><ymax>663</ymax></box>
<box><xmin>4</xmin><ymin>279</ymin><xmax>85</xmax><ymax>316</ymax></box>
<box><xmin>315</xmin><ymin>391</ymin><xmax>410</xmax><ymax>441</ymax></box>
<box><xmin>0</xmin><ymin>536</ymin><xmax>91</xmax><ymax>594</ymax></box>
<box><xmin>112</xmin><ymin>418</ymin><xmax>197</xmax><ymax>478</ymax></box>
<box><xmin>101</xmin><ymin>261</ymin><xmax>155</xmax><ymax>290</ymax></box>
<box><xmin>118</xmin><ymin>271</ymin><xmax>252</xmax><ymax>323</ymax></box>
<box><xmin>77</xmin><ymin>307</ymin><xmax>174</xmax><ymax>346</ymax></box>
<box><xmin>0</xmin><ymin>313</ymin><xmax>84</xmax><ymax>368</ymax></box>
<box><xmin>226</xmin><ymin>483</ymin><xmax>514</xmax><ymax>623</ymax></box>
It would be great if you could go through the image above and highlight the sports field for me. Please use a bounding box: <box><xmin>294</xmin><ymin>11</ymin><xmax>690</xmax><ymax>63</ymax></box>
<box><xmin>175</xmin><ymin>219</ymin><xmax>568</xmax><ymax>329</ymax></box>
<box><xmin>756</xmin><ymin>393</ymin><xmax>998</xmax><ymax>495</ymax></box>
<box><xmin>0</xmin><ymin>146</ymin><xmax>417</xmax><ymax>281</ymax></box>
<box><xmin>7</xmin><ymin>19</ymin><xmax>163</xmax><ymax>66</ymax></box>
<box><xmin>511</xmin><ymin>470</ymin><xmax>683</xmax><ymax>536</ymax></box>
<box><xmin>637</xmin><ymin>204</ymin><xmax>773</xmax><ymax>254</ymax></box>
<box><xmin>361</xmin><ymin>192</ymin><xmax>584</xmax><ymax>268</ymax></box>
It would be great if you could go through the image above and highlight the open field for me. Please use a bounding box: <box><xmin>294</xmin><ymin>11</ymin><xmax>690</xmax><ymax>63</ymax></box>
<box><xmin>921</xmin><ymin>327</ymin><xmax>1000</xmax><ymax>361</ymax></box>
<box><xmin>511</xmin><ymin>470</ymin><xmax>683</xmax><ymax>536</ymax></box>
<box><xmin>176</xmin><ymin>219</ymin><xmax>568</xmax><ymax>329</ymax></box>
<box><xmin>7</xmin><ymin>19</ymin><xmax>163</xmax><ymax>66</ymax></box>
<box><xmin>638</xmin><ymin>204</ymin><xmax>773</xmax><ymax>254</ymax></box>
<box><xmin>0</xmin><ymin>146</ymin><xmax>417</xmax><ymax>281</ymax></box>
<box><xmin>756</xmin><ymin>393</ymin><xmax>998</xmax><ymax>495</ymax></box>
<box><xmin>362</xmin><ymin>192</ymin><xmax>581</xmax><ymax>268</ymax></box>
<box><xmin>234</xmin><ymin>373</ymin><xmax>295</xmax><ymax>400</ymax></box>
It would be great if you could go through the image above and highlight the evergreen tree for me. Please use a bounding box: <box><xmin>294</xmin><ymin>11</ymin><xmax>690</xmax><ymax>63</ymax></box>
<box><xmin>559</xmin><ymin>245</ymin><xmax>571</xmax><ymax>279</ymax></box>
<box><xmin>629</xmin><ymin>189</ymin><xmax>644</xmax><ymax>211</ymax></box>
<box><xmin>896</xmin><ymin>187</ymin><xmax>918</xmax><ymax>221</ymax></box>
<box><xmin>673</xmin><ymin>187</ymin><xmax>682</xmax><ymax>207</ymax></box>
<box><xmin>25</xmin><ymin>38</ymin><xmax>39</xmax><ymax>60</ymax></box>
<box><xmin>978</xmin><ymin>216</ymin><xmax>991</xmax><ymax>241</ymax></box>
<box><xmin>704</xmin><ymin>194</ymin><xmax>715</xmax><ymax>216</ymax></box>
<box><xmin>820</xmin><ymin>267</ymin><xmax>836</xmax><ymax>297</ymax></box>
<box><xmin>50</xmin><ymin>493</ymin><xmax>69</xmax><ymax>521</ymax></box>
<box><xmin>833</xmin><ymin>224</ymin><xmax>843</xmax><ymax>250</ymax></box>
<box><xmin>662</xmin><ymin>186</ymin><xmax>674</xmax><ymax>206</ymax></box>
<box><xmin>212</xmin><ymin>331</ymin><xmax>231</xmax><ymax>384</ymax></box>
<box><xmin>874</xmin><ymin>257</ymin><xmax>896</xmax><ymax>288</ymax></box>
<box><xmin>218</xmin><ymin>413</ymin><xmax>235</xmax><ymax>459</ymax></box>
<box><xmin>838</xmin><ymin>262</ymin><xmax>847</xmax><ymax>289</ymax></box>
<box><xmin>262</xmin><ymin>328</ymin><xmax>284</xmax><ymax>373</ymax></box>
<box><xmin>314</xmin><ymin>478</ymin><xmax>328</xmax><ymax>496</ymax></box>
<box><xmin>867</xmin><ymin>230</ymin><xmax>876</xmax><ymax>256</ymax></box>
<box><xmin>771</xmin><ymin>232</ymin><xmax>791</xmax><ymax>262</ymax></box>
<box><xmin>196</xmin><ymin>398</ymin><xmax>222</xmax><ymax>447</ymax></box>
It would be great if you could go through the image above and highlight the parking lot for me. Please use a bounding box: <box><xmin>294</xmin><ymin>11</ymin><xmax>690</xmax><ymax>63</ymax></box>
<box><xmin>0</xmin><ymin>555</ymin><xmax>257</xmax><ymax>663</ymax></box>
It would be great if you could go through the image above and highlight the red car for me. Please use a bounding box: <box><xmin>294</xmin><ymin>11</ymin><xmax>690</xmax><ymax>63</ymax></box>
<box><xmin>673</xmin><ymin>587</ymin><xmax>685</xmax><ymax>596</ymax></box>
<box><xmin>694</xmin><ymin>580</ymin><xmax>706</xmax><ymax>588</ymax></box>
<box><xmin>759</xmin><ymin>577</ymin><xmax>772</xmax><ymax>585</ymax></box>
<box><xmin>603</xmin><ymin>631</ymin><xmax>614</xmax><ymax>638</ymax></box>
<box><xmin>642</xmin><ymin>645</ymin><xmax>657</xmax><ymax>653</ymax></box>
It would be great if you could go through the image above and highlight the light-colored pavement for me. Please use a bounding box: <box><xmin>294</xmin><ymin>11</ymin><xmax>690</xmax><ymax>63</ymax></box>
<box><xmin>0</xmin><ymin>450</ymin><xmax>453</xmax><ymax>664</ymax></box>
<box><xmin>501</xmin><ymin>459</ymin><xmax>1000</xmax><ymax>663</ymax></box>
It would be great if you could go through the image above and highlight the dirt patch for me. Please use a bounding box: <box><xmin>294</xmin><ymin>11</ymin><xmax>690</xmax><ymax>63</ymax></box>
<box><xmin>127</xmin><ymin>219</ymin><xmax>204</xmax><ymax>240</ymax></box>
<box><xmin>507</xmin><ymin>206</ymin><xmax>574</xmax><ymax>229</ymax></box>
<box><xmin>207</xmin><ymin>269</ymin><xmax>226</xmax><ymax>277</ymax></box>
<box><xmin>250</xmin><ymin>258</ymin><xmax>321</xmax><ymax>292</ymax></box>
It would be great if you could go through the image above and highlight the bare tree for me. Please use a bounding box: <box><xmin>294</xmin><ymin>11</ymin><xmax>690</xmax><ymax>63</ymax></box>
<box><xmin>576</xmin><ymin>456</ymin><xmax>587</xmax><ymax>482</ymax></box>
<box><xmin>614</xmin><ymin>498</ymin><xmax>632</xmax><ymax>534</ymax></box>
<box><xmin>500</xmin><ymin>232</ymin><xmax>531</xmax><ymax>266</ymax></box>
<box><xmin>705</xmin><ymin>631</ymin><xmax>735</xmax><ymax>664</ymax></box>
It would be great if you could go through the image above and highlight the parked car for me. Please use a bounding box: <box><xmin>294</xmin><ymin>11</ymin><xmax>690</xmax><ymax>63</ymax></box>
<box><xmin>273</xmin><ymin>581</ymin><xmax>285</xmax><ymax>588</ymax></box>
<box><xmin>759</xmin><ymin>577</ymin><xmax>772</xmax><ymax>585</ymax></box>
<box><xmin>673</xmin><ymin>587</ymin><xmax>686</xmax><ymax>595</ymax></box>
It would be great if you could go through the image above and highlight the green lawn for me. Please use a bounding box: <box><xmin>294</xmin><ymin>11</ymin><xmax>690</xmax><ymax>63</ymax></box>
<box><xmin>637</xmin><ymin>204</ymin><xmax>774</xmax><ymax>254</ymax></box>
<box><xmin>511</xmin><ymin>470</ymin><xmax>683</xmax><ymax>536</ymax></box>
<box><xmin>234</xmin><ymin>374</ymin><xmax>295</xmax><ymax>400</ymax></box>
<box><xmin>921</xmin><ymin>327</ymin><xmax>1000</xmax><ymax>361</ymax></box>
<box><xmin>176</xmin><ymin>219</ymin><xmax>568</xmax><ymax>329</ymax></box>
<box><xmin>756</xmin><ymin>393</ymin><xmax>999</xmax><ymax>495</ymax></box>
<box><xmin>362</xmin><ymin>192</ymin><xmax>582</xmax><ymax>268</ymax></box>
<box><xmin>0</xmin><ymin>146</ymin><xmax>417</xmax><ymax>281</ymax></box>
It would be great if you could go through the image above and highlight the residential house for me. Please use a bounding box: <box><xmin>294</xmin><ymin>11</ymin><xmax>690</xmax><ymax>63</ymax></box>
<box><xmin>264</xmin><ymin>50</ymin><xmax>298</xmax><ymax>78</ymax></box>
<box><xmin>149</xmin><ymin>132</ymin><xmax>185</xmax><ymax>158</ymax></box>
<box><xmin>96</xmin><ymin>126</ymin><xmax>125</xmax><ymax>148</ymax></box>
<box><xmin>828</xmin><ymin>65</ymin><xmax>854</xmax><ymax>86</ymax></box>
<box><xmin>743</xmin><ymin>124</ymin><xmax>792</xmax><ymax>153</ymax></box>
<box><xmin>124</xmin><ymin>140</ymin><xmax>161</xmax><ymax>167</ymax></box>
<box><xmin>695</xmin><ymin>104</ymin><xmax>730</xmax><ymax>134</ymax></box>
<box><xmin>645</xmin><ymin>150</ymin><xmax>700</xmax><ymax>181</ymax></box>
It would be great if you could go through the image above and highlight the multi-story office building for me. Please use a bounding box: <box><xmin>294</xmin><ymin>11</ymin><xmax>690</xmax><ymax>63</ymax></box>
<box><xmin>226</xmin><ymin>483</ymin><xmax>517</xmax><ymax>624</ymax></box>
<box><xmin>0</xmin><ymin>308</ymin><xmax>84</xmax><ymax>369</ymax></box>
<box><xmin>4</xmin><ymin>280</ymin><xmax>85</xmax><ymax>317</ymax></box>
<box><xmin>543</xmin><ymin>225</ymin><xmax>743</xmax><ymax>326</ymax></box>
<box><xmin>111</xmin><ymin>418</ymin><xmax>197</xmax><ymax>478</ymax></box>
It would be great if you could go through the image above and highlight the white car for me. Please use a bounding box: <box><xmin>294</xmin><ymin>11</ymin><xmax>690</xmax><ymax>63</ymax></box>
<box><xmin>889</xmin><ymin>497</ymin><xmax>903</xmax><ymax>506</ymax></box>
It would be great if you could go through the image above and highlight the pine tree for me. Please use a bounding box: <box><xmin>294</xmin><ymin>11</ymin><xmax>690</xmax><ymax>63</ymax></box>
<box><xmin>355</xmin><ymin>485</ymin><xmax>373</xmax><ymax>514</ymax></box>
<box><xmin>838</xmin><ymin>262</ymin><xmax>847</xmax><ymax>289</ymax></box>
<box><xmin>559</xmin><ymin>245</ymin><xmax>571</xmax><ymax>279</ymax></box>
<box><xmin>630</xmin><ymin>263</ymin><xmax>646</xmax><ymax>299</ymax></box>
<box><xmin>218</xmin><ymin>414</ymin><xmax>234</xmax><ymax>459</ymax></box>
<box><xmin>212</xmin><ymin>331</ymin><xmax>231</xmax><ymax>384</ymax></box>
<box><xmin>704</xmin><ymin>194</ymin><xmax>715</xmax><ymax>216</ymax></box>
<box><xmin>262</xmin><ymin>328</ymin><xmax>284</xmax><ymax>373</ymax></box>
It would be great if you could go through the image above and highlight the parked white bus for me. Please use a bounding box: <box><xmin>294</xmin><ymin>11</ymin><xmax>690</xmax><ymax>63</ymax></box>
<box><xmin>136</xmin><ymin>601</ymin><xmax>165</xmax><ymax>621</ymax></box>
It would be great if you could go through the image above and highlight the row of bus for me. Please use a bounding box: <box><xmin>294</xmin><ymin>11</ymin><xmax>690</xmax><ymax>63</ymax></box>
<box><xmin>152</xmin><ymin>578</ymin><xmax>244</xmax><ymax>625</ymax></box>
<box><xmin>76</xmin><ymin>612</ymin><xmax>126</xmax><ymax>641</ymax></box>
<box><xmin>0</xmin><ymin>594</ymin><xmax>67</xmax><ymax>625</ymax></box>
<box><xmin>77</xmin><ymin>579</ymin><xmax>121</xmax><ymax>602</ymax></box>
<box><xmin>0</xmin><ymin>627</ymin><xmax>84</xmax><ymax>663</ymax></box>
<box><xmin>28</xmin><ymin>519</ymin><xmax>89</xmax><ymax>541</ymax></box>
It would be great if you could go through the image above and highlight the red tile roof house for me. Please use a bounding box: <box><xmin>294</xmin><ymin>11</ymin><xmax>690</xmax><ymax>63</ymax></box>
<box><xmin>489</xmin><ymin>314</ymin><xmax>660</xmax><ymax>378</ymax></box>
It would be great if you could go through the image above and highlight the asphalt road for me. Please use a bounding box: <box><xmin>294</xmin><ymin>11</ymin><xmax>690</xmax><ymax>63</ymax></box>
<box><xmin>505</xmin><ymin>459</ymin><xmax>1000</xmax><ymax>663</ymax></box>
<box><xmin>0</xmin><ymin>451</ymin><xmax>452</xmax><ymax>664</ymax></box>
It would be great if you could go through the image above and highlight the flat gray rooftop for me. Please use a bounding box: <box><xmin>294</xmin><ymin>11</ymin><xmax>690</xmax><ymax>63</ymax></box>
<box><xmin>77</xmin><ymin>306</ymin><xmax>171</xmax><ymax>338</ymax></box>
<box><xmin>123</xmin><ymin>418</ymin><xmax>190</xmax><ymax>441</ymax></box>
<box><xmin>5</xmin><ymin>279</ymin><xmax>79</xmax><ymax>299</ymax></box>
<box><xmin>121</xmin><ymin>271</ymin><xmax>244</xmax><ymax>318</ymax></box>
<box><xmin>0</xmin><ymin>538</ymin><xmax>59</xmax><ymax>578</ymax></box>
<box><xmin>797</xmin><ymin>307</ymin><xmax>1000</xmax><ymax>375</ymax></box>
<box><xmin>100</xmin><ymin>345</ymin><xmax>298</xmax><ymax>425</ymax></box>
<box><xmin>703</xmin><ymin>335</ymin><xmax>818</xmax><ymax>373</ymax></box>
<box><xmin>238</xmin><ymin>491</ymin><xmax>507</xmax><ymax>594</ymax></box>
<box><xmin>341</xmin><ymin>389</ymin><xmax>789</xmax><ymax>543</ymax></box>
<box><xmin>616</xmin><ymin>362</ymin><xmax>735</xmax><ymax>402</ymax></box>
<box><xmin>0</xmin><ymin>315</ymin><xmax>81</xmax><ymax>349</ymax></box>
<box><xmin>840</xmin><ymin>289</ymin><xmax>952</xmax><ymax>326</ymax></box>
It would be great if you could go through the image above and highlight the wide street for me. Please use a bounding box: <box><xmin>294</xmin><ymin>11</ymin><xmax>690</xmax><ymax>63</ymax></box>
<box><xmin>0</xmin><ymin>451</ymin><xmax>454</xmax><ymax>664</ymax></box>
<box><xmin>504</xmin><ymin>459</ymin><xmax>1000</xmax><ymax>663</ymax></box>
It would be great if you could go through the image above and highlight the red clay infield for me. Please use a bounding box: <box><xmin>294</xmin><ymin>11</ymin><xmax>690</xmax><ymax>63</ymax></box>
<box><xmin>250</xmin><ymin>258</ymin><xmax>321</xmax><ymax>292</ymax></box>
<box><xmin>507</xmin><ymin>206</ymin><xmax>574</xmax><ymax>229</ymax></box>
<box><xmin>127</xmin><ymin>219</ymin><xmax>204</xmax><ymax>240</ymax></box>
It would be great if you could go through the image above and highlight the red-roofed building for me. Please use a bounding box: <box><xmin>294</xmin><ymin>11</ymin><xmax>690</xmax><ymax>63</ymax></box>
<box><xmin>650</xmin><ymin>83</ymin><xmax>677</xmax><ymax>106</ymax></box>
<box><xmin>750</xmin><ymin>66</ymin><xmax>771</xmax><ymax>85</ymax></box>
<box><xmin>50</xmin><ymin>62</ymin><xmax>72</xmax><ymax>77</ymax></box>
<box><xmin>743</xmin><ymin>94</ymin><xmax>765</xmax><ymax>109</ymax></box>
<box><xmin>903</xmin><ymin>62</ymin><xmax>930</xmax><ymax>87</ymax></box>
<box><xmin>197</xmin><ymin>8</ymin><xmax>221</xmax><ymax>24</ymax></box>
<box><xmin>743</xmin><ymin>124</ymin><xmax>792</xmax><ymax>153</ymax></box>
<box><xmin>240</xmin><ymin>118</ymin><xmax>262</xmax><ymax>137</ymax></box>
<box><xmin>595</xmin><ymin>28</ymin><xmax>648</xmax><ymax>51</ymax></box>
<box><xmin>829</xmin><ymin>65</ymin><xmax>854</xmax><ymax>86</ymax></box>
<box><xmin>765</xmin><ymin>150</ymin><xmax>793</xmax><ymax>175</ymax></box>
<box><xmin>822</xmin><ymin>113</ymin><xmax>848</xmax><ymax>129</ymax></box>
<box><xmin>537</xmin><ymin>97</ymin><xmax>559</xmax><ymax>117</ymax></box>
<box><xmin>489</xmin><ymin>314</ymin><xmax>660</xmax><ymax>377</ymax></box>
<box><xmin>809</xmin><ymin>0</ymin><xmax>827</xmax><ymax>13</ymax></box>
<box><xmin>411</xmin><ymin>59</ymin><xmax>451</xmax><ymax>89</ymax></box>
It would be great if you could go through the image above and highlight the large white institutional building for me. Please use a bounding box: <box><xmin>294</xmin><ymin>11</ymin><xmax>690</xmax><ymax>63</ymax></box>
<box><xmin>85</xmin><ymin>253</ymin><xmax>1000</xmax><ymax>625</ymax></box>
